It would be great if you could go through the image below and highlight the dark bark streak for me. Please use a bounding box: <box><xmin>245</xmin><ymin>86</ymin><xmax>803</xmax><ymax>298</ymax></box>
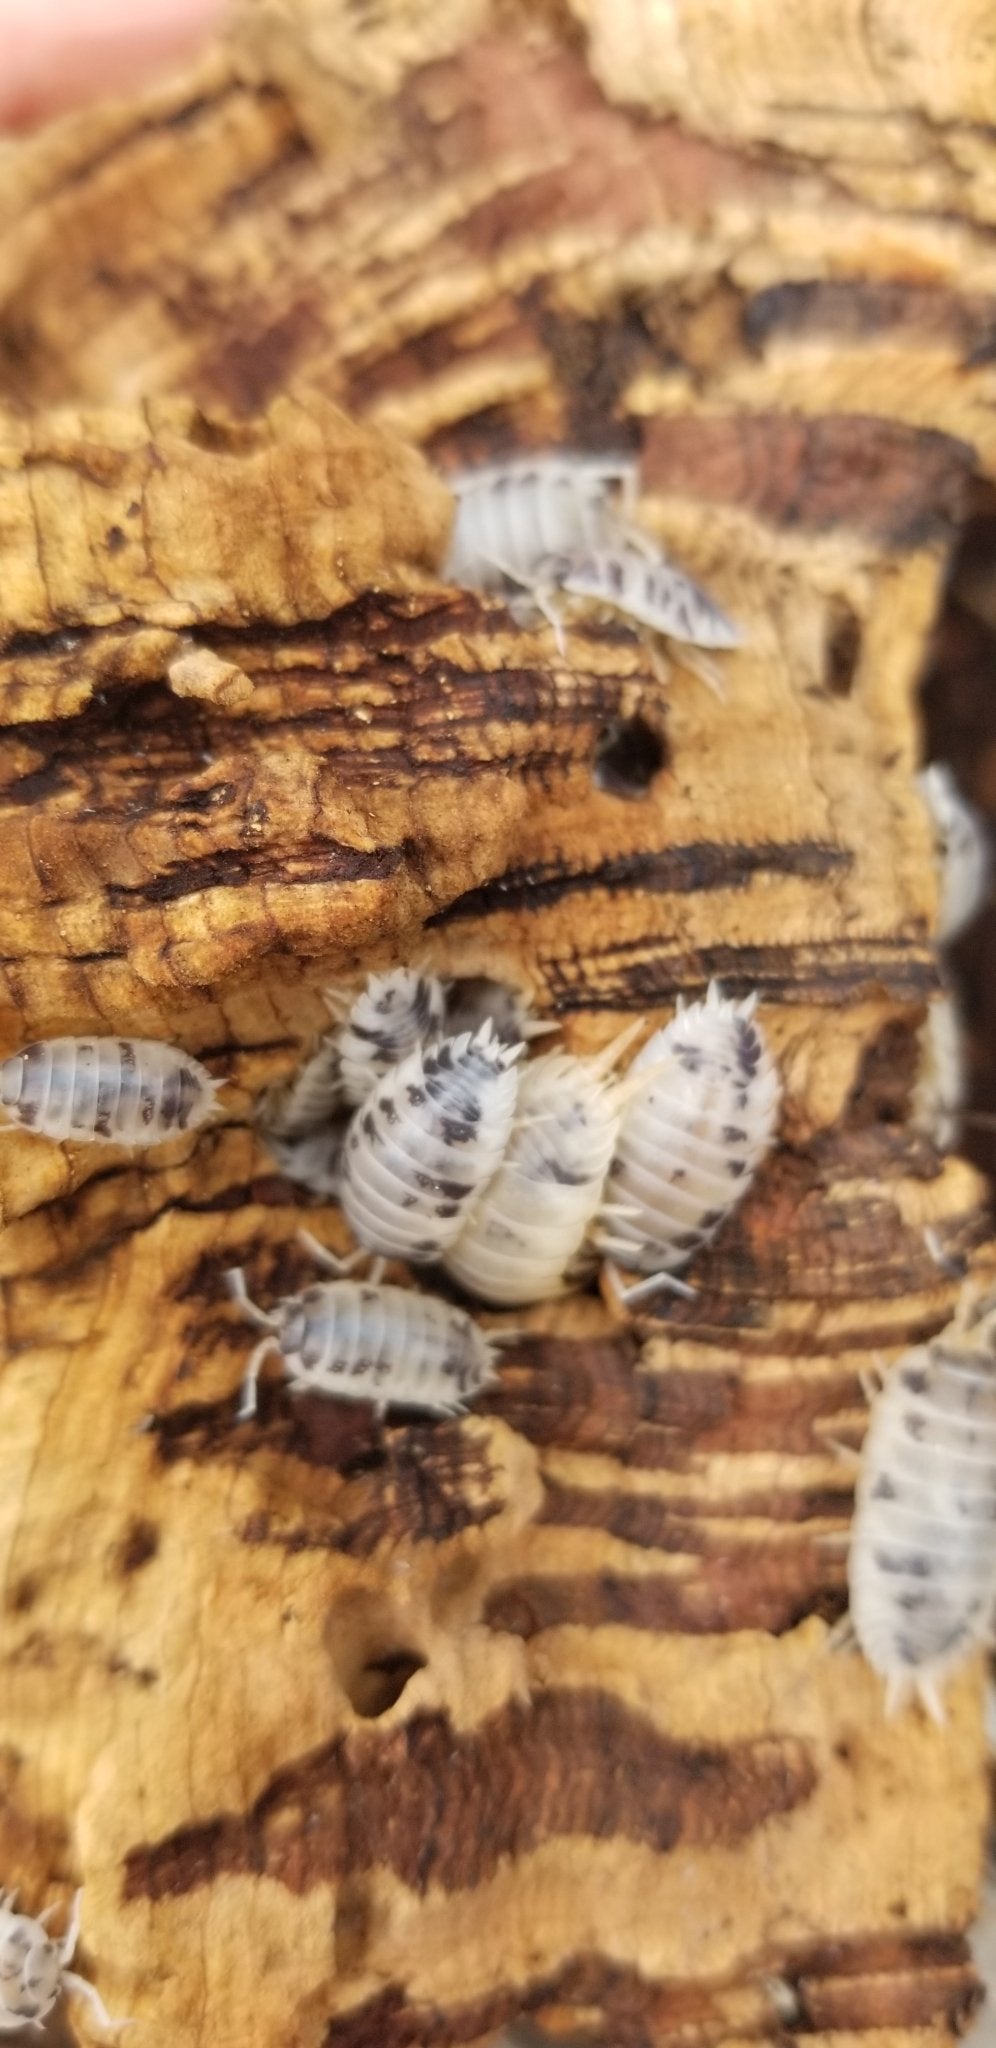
<box><xmin>432</xmin><ymin>840</ymin><xmax>850</xmax><ymax>922</ymax></box>
<box><xmin>123</xmin><ymin>1690</ymin><xmax>816</xmax><ymax>1903</ymax></box>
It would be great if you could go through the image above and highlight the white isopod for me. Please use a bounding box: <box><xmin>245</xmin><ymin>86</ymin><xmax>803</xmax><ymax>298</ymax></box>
<box><xmin>0</xmin><ymin>1037</ymin><xmax>220</xmax><ymax>1146</ymax></box>
<box><xmin>911</xmin><ymin>991</ymin><xmax>967</xmax><ymax>1155</ymax></box>
<box><xmin>596</xmin><ymin>983</ymin><xmax>781</xmax><ymax>1292</ymax></box>
<box><xmin>558</xmin><ymin>541</ymin><xmax>741</xmax><ymax>651</ymax></box>
<box><xmin>920</xmin><ymin>761</ymin><xmax>991</xmax><ymax>944</ymax></box>
<box><xmin>330</xmin><ymin>968</ymin><xmax>447</xmax><ymax>1107</ymax></box>
<box><xmin>227</xmin><ymin>1235</ymin><xmax>500</xmax><ymax>1420</ymax></box>
<box><xmin>846</xmin><ymin>1289</ymin><xmax>996</xmax><ymax>1720</ymax></box>
<box><xmin>0</xmin><ymin>1887</ymin><xmax>123</xmax><ymax>2034</ymax></box>
<box><xmin>340</xmin><ymin>1020</ymin><xmax>522</xmax><ymax>1263</ymax></box>
<box><xmin>445</xmin><ymin>452</ymin><xmax>637</xmax><ymax>596</ymax></box>
<box><xmin>444</xmin><ymin>1024</ymin><xmax>645</xmax><ymax>1306</ymax></box>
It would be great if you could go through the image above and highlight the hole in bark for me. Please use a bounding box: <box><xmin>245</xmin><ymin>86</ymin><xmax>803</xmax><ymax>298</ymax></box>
<box><xmin>327</xmin><ymin>1592</ymin><xmax>426</xmax><ymax>1717</ymax></box>
<box><xmin>825</xmin><ymin>598</ymin><xmax>862</xmax><ymax>695</ymax></box>
<box><xmin>444</xmin><ymin>974</ymin><xmax>536</xmax><ymax>1045</ymax></box>
<box><xmin>593</xmin><ymin>713</ymin><xmax>666</xmax><ymax>798</ymax></box>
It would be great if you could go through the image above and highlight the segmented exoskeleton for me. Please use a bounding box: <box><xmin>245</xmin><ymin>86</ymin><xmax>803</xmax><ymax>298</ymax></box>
<box><xmin>340</xmin><ymin>1020</ymin><xmax>522</xmax><ymax>1262</ymax></box>
<box><xmin>330</xmin><ymin>968</ymin><xmax>447</xmax><ymax>1106</ymax></box>
<box><xmin>227</xmin><ymin>1235</ymin><xmax>501</xmax><ymax>1420</ymax></box>
<box><xmin>845</xmin><ymin>1287</ymin><xmax>996</xmax><ymax>1720</ymax></box>
<box><xmin>0</xmin><ymin>1038</ymin><xmax>219</xmax><ymax>1145</ymax></box>
<box><xmin>445</xmin><ymin>452</ymin><xmax>637</xmax><ymax>595</ymax></box>
<box><xmin>444</xmin><ymin>1025</ymin><xmax>645</xmax><ymax>1305</ymax></box>
<box><xmin>559</xmin><ymin>541</ymin><xmax>741</xmax><ymax>650</ymax></box>
<box><xmin>596</xmin><ymin>983</ymin><xmax>780</xmax><ymax>1293</ymax></box>
<box><xmin>0</xmin><ymin>1887</ymin><xmax>122</xmax><ymax>2034</ymax></box>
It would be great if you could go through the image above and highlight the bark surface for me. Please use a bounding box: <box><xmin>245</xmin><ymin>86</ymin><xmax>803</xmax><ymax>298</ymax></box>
<box><xmin>0</xmin><ymin>6</ymin><xmax>993</xmax><ymax>2048</ymax></box>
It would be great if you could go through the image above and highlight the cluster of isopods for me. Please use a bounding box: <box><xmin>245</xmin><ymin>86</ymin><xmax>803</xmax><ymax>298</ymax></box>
<box><xmin>443</xmin><ymin>452</ymin><xmax>740</xmax><ymax>677</ymax></box>
<box><xmin>237</xmin><ymin>967</ymin><xmax>781</xmax><ymax>1420</ymax></box>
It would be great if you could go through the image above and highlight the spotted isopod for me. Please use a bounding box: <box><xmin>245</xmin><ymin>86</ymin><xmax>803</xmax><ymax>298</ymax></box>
<box><xmin>558</xmin><ymin>541</ymin><xmax>741</xmax><ymax>651</ymax></box>
<box><xmin>845</xmin><ymin>1288</ymin><xmax>996</xmax><ymax>1720</ymax></box>
<box><xmin>0</xmin><ymin>1037</ymin><xmax>220</xmax><ymax>1146</ymax></box>
<box><xmin>340</xmin><ymin>1019</ymin><xmax>523</xmax><ymax>1263</ymax></box>
<box><xmin>920</xmin><ymin>761</ymin><xmax>991</xmax><ymax>944</ymax></box>
<box><xmin>259</xmin><ymin>1036</ymin><xmax>345</xmax><ymax>1141</ymax></box>
<box><xmin>444</xmin><ymin>452</ymin><xmax>637</xmax><ymax>597</ymax></box>
<box><xmin>227</xmin><ymin>1234</ymin><xmax>501</xmax><ymax>1420</ymax></box>
<box><xmin>595</xmin><ymin>983</ymin><xmax>780</xmax><ymax>1292</ymax></box>
<box><xmin>0</xmin><ymin>1887</ymin><xmax>123</xmax><ymax>2034</ymax></box>
<box><xmin>444</xmin><ymin>1024</ymin><xmax>645</xmax><ymax>1306</ymax></box>
<box><xmin>329</xmin><ymin>967</ymin><xmax>447</xmax><ymax>1107</ymax></box>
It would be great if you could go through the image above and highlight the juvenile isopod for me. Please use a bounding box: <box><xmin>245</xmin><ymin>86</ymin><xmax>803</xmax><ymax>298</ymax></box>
<box><xmin>558</xmin><ymin>541</ymin><xmax>741</xmax><ymax>651</ymax></box>
<box><xmin>445</xmin><ymin>452</ymin><xmax>637</xmax><ymax>597</ymax></box>
<box><xmin>920</xmin><ymin>761</ymin><xmax>991</xmax><ymax>944</ymax></box>
<box><xmin>227</xmin><ymin>1234</ymin><xmax>501</xmax><ymax>1420</ymax></box>
<box><xmin>340</xmin><ymin>1020</ymin><xmax>522</xmax><ymax>1262</ymax></box>
<box><xmin>0</xmin><ymin>1887</ymin><xmax>123</xmax><ymax>2034</ymax></box>
<box><xmin>444</xmin><ymin>1024</ymin><xmax>645</xmax><ymax>1306</ymax></box>
<box><xmin>259</xmin><ymin>1036</ymin><xmax>345</xmax><ymax>1141</ymax></box>
<box><xmin>329</xmin><ymin>967</ymin><xmax>447</xmax><ymax>1106</ymax></box>
<box><xmin>845</xmin><ymin>1288</ymin><xmax>996</xmax><ymax>1720</ymax></box>
<box><xmin>0</xmin><ymin>1037</ymin><xmax>220</xmax><ymax>1146</ymax></box>
<box><xmin>595</xmin><ymin>983</ymin><xmax>780</xmax><ymax>1292</ymax></box>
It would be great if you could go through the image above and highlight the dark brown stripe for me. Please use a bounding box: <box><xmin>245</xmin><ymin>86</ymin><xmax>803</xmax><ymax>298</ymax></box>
<box><xmin>483</xmin><ymin>1557</ymin><xmax>845</xmax><ymax>1640</ymax></box>
<box><xmin>431</xmin><ymin>840</ymin><xmax>850</xmax><ymax>923</ymax></box>
<box><xmin>743</xmin><ymin>277</ymin><xmax>996</xmax><ymax>364</ymax></box>
<box><xmin>538</xmin><ymin>1476</ymin><xmax>852</xmax><ymax>1545</ymax></box>
<box><xmin>123</xmin><ymin>1691</ymin><xmax>815</xmax><ymax>1903</ymax></box>
<box><xmin>319</xmin><ymin>1931</ymin><xmax>977</xmax><ymax>2048</ymax></box>
<box><xmin>543</xmin><ymin>938</ymin><xmax>939</xmax><ymax>1012</ymax></box>
<box><xmin>640</xmin><ymin>414</ymin><xmax>971</xmax><ymax>551</ymax></box>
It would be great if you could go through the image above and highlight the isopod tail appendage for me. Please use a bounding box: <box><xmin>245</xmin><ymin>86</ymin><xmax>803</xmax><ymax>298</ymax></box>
<box><xmin>62</xmin><ymin>1969</ymin><xmax>129</xmax><ymax>2033</ymax></box>
<box><xmin>224</xmin><ymin>1267</ymin><xmax>277</xmax><ymax>1334</ymax></box>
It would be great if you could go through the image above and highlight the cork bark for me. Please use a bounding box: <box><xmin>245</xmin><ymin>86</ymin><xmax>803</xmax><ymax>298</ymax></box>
<box><xmin>0</xmin><ymin>6</ymin><xmax>993</xmax><ymax>2048</ymax></box>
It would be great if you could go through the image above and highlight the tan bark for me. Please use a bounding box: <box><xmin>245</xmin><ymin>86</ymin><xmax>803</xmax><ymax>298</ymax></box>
<box><xmin>0</xmin><ymin>6</ymin><xmax>993</xmax><ymax>2048</ymax></box>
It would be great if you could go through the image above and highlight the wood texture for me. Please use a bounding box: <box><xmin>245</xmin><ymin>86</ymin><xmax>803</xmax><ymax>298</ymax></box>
<box><xmin>0</xmin><ymin>6</ymin><xmax>993</xmax><ymax>2048</ymax></box>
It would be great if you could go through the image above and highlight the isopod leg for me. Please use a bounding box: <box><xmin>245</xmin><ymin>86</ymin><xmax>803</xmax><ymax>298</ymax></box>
<box><xmin>297</xmin><ymin>1229</ymin><xmax>367</xmax><ymax>1277</ymax></box>
<box><xmin>224</xmin><ymin>1267</ymin><xmax>276</xmax><ymax>1333</ymax></box>
<box><xmin>59</xmin><ymin>1889</ymin><xmax>82</xmax><ymax>1964</ymax></box>
<box><xmin>603</xmin><ymin>1259</ymin><xmax>697</xmax><ymax>1308</ymax></box>
<box><xmin>63</xmin><ymin>1969</ymin><xmax>129</xmax><ymax>2032</ymax></box>
<box><xmin>237</xmin><ymin>1337</ymin><xmax>280</xmax><ymax>1422</ymax></box>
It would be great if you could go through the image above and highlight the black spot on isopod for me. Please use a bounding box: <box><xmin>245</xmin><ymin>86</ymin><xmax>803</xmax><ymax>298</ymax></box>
<box><xmin>406</xmin><ymin>1085</ymin><xmax>426</xmax><ymax>1107</ymax></box>
<box><xmin>378</xmin><ymin>1098</ymin><xmax>398</xmax><ymax>1124</ymax></box>
<box><xmin>362</xmin><ymin>1112</ymin><xmax>376</xmax><ymax>1137</ymax></box>
<box><xmin>441</xmin><ymin>1118</ymin><xmax>476</xmax><ymax>1146</ymax></box>
<box><xmin>722</xmin><ymin>1126</ymin><xmax>747</xmax><ymax>1145</ymax></box>
<box><xmin>726</xmin><ymin>1160</ymin><xmax>747</xmax><ymax>1179</ymax></box>
<box><xmin>436</xmin><ymin>1204</ymin><xmax>460</xmax><ymax>1218</ymax></box>
<box><xmin>871</xmin><ymin>1473</ymin><xmax>897</xmax><ymax>1500</ymax></box>
<box><xmin>901</xmin><ymin>1366</ymin><xmax>929</xmax><ymax>1395</ymax></box>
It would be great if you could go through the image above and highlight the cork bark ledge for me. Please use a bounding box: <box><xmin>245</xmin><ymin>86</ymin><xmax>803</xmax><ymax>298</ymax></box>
<box><xmin>0</xmin><ymin>5</ymin><xmax>994</xmax><ymax>2047</ymax></box>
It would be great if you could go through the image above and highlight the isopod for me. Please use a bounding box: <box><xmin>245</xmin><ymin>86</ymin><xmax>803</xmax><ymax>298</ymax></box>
<box><xmin>445</xmin><ymin>452</ymin><xmax>637</xmax><ymax>595</ymax></box>
<box><xmin>444</xmin><ymin>1025</ymin><xmax>644</xmax><ymax>1306</ymax></box>
<box><xmin>330</xmin><ymin>968</ymin><xmax>447</xmax><ymax>1106</ymax></box>
<box><xmin>340</xmin><ymin>1020</ymin><xmax>522</xmax><ymax>1262</ymax></box>
<box><xmin>558</xmin><ymin>541</ymin><xmax>741</xmax><ymax>650</ymax></box>
<box><xmin>0</xmin><ymin>1887</ymin><xmax>123</xmax><ymax>2034</ymax></box>
<box><xmin>911</xmin><ymin>991</ymin><xmax>967</xmax><ymax>1155</ymax></box>
<box><xmin>846</xmin><ymin>1288</ymin><xmax>996</xmax><ymax>1720</ymax></box>
<box><xmin>920</xmin><ymin>761</ymin><xmax>991</xmax><ymax>944</ymax></box>
<box><xmin>259</xmin><ymin>1037</ymin><xmax>345</xmax><ymax>1141</ymax></box>
<box><xmin>595</xmin><ymin>983</ymin><xmax>780</xmax><ymax>1288</ymax></box>
<box><xmin>0</xmin><ymin>1037</ymin><xmax>219</xmax><ymax>1146</ymax></box>
<box><xmin>227</xmin><ymin>1234</ymin><xmax>500</xmax><ymax>1420</ymax></box>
